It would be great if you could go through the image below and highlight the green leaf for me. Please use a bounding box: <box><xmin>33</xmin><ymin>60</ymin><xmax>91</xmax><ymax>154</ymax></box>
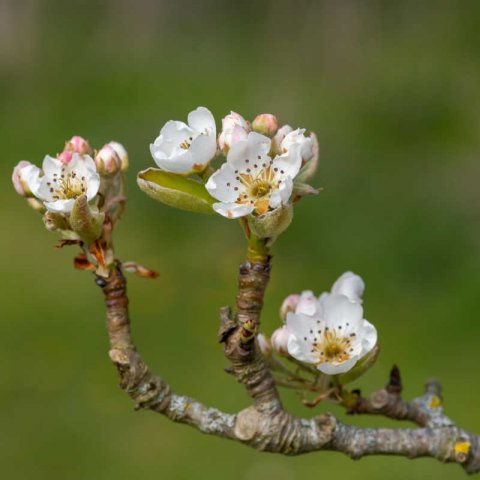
<box><xmin>137</xmin><ymin>168</ymin><xmax>216</xmax><ymax>214</ymax></box>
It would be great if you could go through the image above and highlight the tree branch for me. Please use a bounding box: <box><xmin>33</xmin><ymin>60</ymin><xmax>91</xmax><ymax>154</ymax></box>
<box><xmin>97</xmin><ymin>265</ymin><xmax>480</xmax><ymax>474</ymax></box>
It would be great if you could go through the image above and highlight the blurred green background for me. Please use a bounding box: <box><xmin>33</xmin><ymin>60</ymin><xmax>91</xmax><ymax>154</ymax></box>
<box><xmin>2</xmin><ymin>1</ymin><xmax>480</xmax><ymax>479</ymax></box>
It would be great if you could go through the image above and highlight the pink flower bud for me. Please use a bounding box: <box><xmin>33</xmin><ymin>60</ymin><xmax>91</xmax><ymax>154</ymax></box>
<box><xmin>252</xmin><ymin>113</ymin><xmax>279</xmax><ymax>137</ymax></box>
<box><xmin>12</xmin><ymin>161</ymin><xmax>36</xmax><ymax>197</ymax></box>
<box><xmin>271</xmin><ymin>326</ymin><xmax>291</xmax><ymax>356</ymax></box>
<box><xmin>65</xmin><ymin>135</ymin><xmax>92</xmax><ymax>155</ymax></box>
<box><xmin>94</xmin><ymin>144</ymin><xmax>121</xmax><ymax>175</ymax></box>
<box><xmin>257</xmin><ymin>333</ymin><xmax>272</xmax><ymax>356</ymax></box>
<box><xmin>57</xmin><ymin>150</ymin><xmax>73</xmax><ymax>164</ymax></box>
<box><xmin>280</xmin><ymin>294</ymin><xmax>300</xmax><ymax>321</ymax></box>
<box><xmin>108</xmin><ymin>141</ymin><xmax>128</xmax><ymax>172</ymax></box>
<box><xmin>218</xmin><ymin>111</ymin><xmax>250</xmax><ymax>154</ymax></box>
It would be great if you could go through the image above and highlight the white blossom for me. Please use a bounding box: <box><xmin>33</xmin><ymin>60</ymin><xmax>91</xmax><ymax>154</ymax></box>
<box><xmin>218</xmin><ymin>111</ymin><xmax>250</xmax><ymax>154</ymax></box>
<box><xmin>205</xmin><ymin>132</ymin><xmax>302</xmax><ymax>219</ymax></box>
<box><xmin>150</xmin><ymin>106</ymin><xmax>216</xmax><ymax>174</ymax></box>
<box><xmin>26</xmin><ymin>154</ymin><xmax>100</xmax><ymax>214</ymax></box>
<box><xmin>284</xmin><ymin>273</ymin><xmax>376</xmax><ymax>375</ymax></box>
<box><xmin>274</xmin><ymin>125</ymin><xmax>314</xmax><ymax>162</ymax></box>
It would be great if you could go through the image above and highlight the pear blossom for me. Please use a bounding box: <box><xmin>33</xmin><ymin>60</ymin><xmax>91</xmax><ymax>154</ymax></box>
<box><xmin>286</xmin><ymin>286</ymin><xmax>377</xmax><ymax>375</ymax></box>
<box><xmin>218</xmin><ymin>111</ymin><xmax>251</xmax><ymax>154</ymax></box>
<box><xmin>12</xmin><ymin>161</ymin><xmax>39</xmax><ymax>197</ymax></box>
<box><xmin>257</xmin><ymin>333</ymin><xmax>272</xmax><ymax>356</ymax></box>
<box><xmin>150</xmin><ymin>106</ymin><xmax>216</xmax><ymax>174</ymax></box>
<box><xmin>26</xmin><ymin>154</ymin><xmax>100</xmax><ymax>214</ymax></box>
<box><xmin>205</xmin><ymin>132</ymin><xmax>302</xmax><ymax>219</ymax></box>
<box><xmin>58</xmin><ymin>136</ymin><xmax>93</xmax><ymax>164</ymax></box>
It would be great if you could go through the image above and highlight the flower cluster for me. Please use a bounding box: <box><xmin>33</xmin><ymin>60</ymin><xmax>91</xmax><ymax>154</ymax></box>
<box><xmin>142</xmin><ymin>106</ymin><xmax>319</xmax><ymax>238</ymax></box>
<box><xmin>12</xmin><ymin>136</ymin><xmax>128</xmax><ymax>248</ymax></box>
<box><xmin>271</xmin><ymin>272</ymin><xmax>377</xmax><ymax>375</ymax></box>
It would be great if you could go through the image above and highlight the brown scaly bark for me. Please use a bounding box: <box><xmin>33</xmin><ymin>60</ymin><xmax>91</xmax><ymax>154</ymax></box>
<box><xmin>97</xmin><ymin>264</ymin><xmax>480</xmax><ymax>474</ymax></box>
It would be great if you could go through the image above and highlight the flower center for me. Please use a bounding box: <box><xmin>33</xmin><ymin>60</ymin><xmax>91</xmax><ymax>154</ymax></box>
<box><xmin>48</xmin><ymin>170</ymin><xmax>87</xmax><ymax>201</ymax></box>
<box><xmin>312</xmin><ymin>329</ymin><xmax>352</xmax><ymax>365</ymax></box>
<box><xmin>249</xmin><ymin>180</ymin><xmax>271</xmax><ymax>198</ymax></box>
<box><xmin>235</xmin><ymin>166</ymin><xmax>278</xmax><ymax>215</ymax></box>
<box><xmin>179</xmin><ymin>136</ymin><xmax>194</xmax><ymax>150</ymax></box>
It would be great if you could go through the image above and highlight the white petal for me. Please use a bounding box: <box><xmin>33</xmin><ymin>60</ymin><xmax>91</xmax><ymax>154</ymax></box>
<box><xmin>24</xmin><ymin>165</ymin><xmax>42</xmax><ymax>197</ymax></box>
<box><xmin>150</xmin><ymin>145</ymin><xmax>195</xmax><ymax>174</ymax></box>
<box><xmin>286</xmin><ymin>311</ymin><xmax>319</xmax><ymax>343</ymax></box>
<box><xmin>287</xmin><ymin>335</ymin><xmax>316</xmax><ymax>363</ymax></box>
<box><xmin>321</xmin><ymin>294</ymin><xmax>364</xmax><ymax>330</ymax></box>
<box><xmin>272</xmin><ymin>144</ymin><xmax>302</xmax><ymax>179</ymax></box>
<box><xmin>359</xmin><ymin>321</ymin><xmax>377</xmax><ymax>357</ymax></box>
<box><xmin>205</xmin><ymin>164</ymin><xmax>241</xmax><ymax>202</ymax></box>
<box><xmin>212</xmin><ymin>202</ymin><xmax>254</xmax><ymax>219</ymax></box>
<box><xmin>44</xmin><ymin>199</ymin><xmax>76</xmax><ymax>213</ymax></box>
<box><xmin>331</xmin><ymin>271</ymin><xmax>365</xmax><ymax>304</ymax></box>
<box><xmin>188</xmin><ymin>107</ymin><xmax>216</xmax><ymax>134</ymax></box>
<box><xmin>86</xmin><ymin>172</ymin><xmax>101</xmax><ymax>200</ymax></box>
<box><xmin>42</xmin><ymin>155</ymin><xmax>62</xmax><ymax>177</ymax></box>
<box><xmin>295</xmin><ymin>290</ymin><xmax>318</xmax><ymax>316</ymax></box>
<box><xmin>317</xmin><ymin>357</ymin><xmax>358</xmax><ymax>375</ymax></box>
<box><xmin>188</xmin><ymin>131</ymin><xmax>216</xmax><ymax>168</ymax></box>
<box><xmin>269</xmin><ymin>176</ymin><xmax>293</xmax><ymax>209</ymax></box>
<box><xmin>227</xmin><ymin>132</ymin><xmax>271</xmax><ymax>171</ymax></box>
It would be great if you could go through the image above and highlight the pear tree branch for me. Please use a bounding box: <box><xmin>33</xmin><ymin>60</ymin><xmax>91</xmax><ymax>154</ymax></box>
<box><xmin>98</xmin><ymin>264</ymin><xmax>480</xmax><ymax>474</ymax></box>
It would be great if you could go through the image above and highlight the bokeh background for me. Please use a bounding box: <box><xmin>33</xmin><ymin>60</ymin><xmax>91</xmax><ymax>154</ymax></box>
<box><xmin>2</xmin><ymin>1</ymin><xmax>480</xmax><ymax>479</ymax></box>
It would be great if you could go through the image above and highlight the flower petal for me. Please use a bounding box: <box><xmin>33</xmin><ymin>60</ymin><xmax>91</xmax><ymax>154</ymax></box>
<box><xmin>212</xmin><ymin>202</ymin><xmax>254</xmax><ymax>219</ymax></box>
<box><xmin>188</xmin><ymin>106</ymin><xmax>216</xmax><ymax>134</ymax></box>
<box><xmin>205</xmin><ymin>163</ymin><xmax>241</xmax><ymax>202</ymax></box>
<box><xmin>316</xmin><ymin>357</ymin><xmax>358</xmax><ymax>375</ymax></box>
<box><xmin>331</xmin><ymin>271</ymin><xmax>365</xmax><ymax>304</ymax></box>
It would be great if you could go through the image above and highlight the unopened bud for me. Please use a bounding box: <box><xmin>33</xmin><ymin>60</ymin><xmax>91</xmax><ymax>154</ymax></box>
<box><xmin>12</xmin><ymin>161</ymin><xmax>36</xmax><ymax>197</ymax></box>
<box><xmin>252</xmin><ymin>113</ymin><xmax>278</xmax><ymax>137</ymax></box>
<box><xmin>108</xmin><ymin>141</ymin><xmax>128</xmax><ymax>172</ymax></box>
<box><xmin>57</xmin><ymin>150</ymin><xmax>73</xmax><ymax>164</ymax></box>
<box><xmin>271</xmin><ymin>326</ymin><xmax>291</xmax><ymax>356</ymax></box>
<box><xmin>95</xmin><ymin>144</ymin><xmax>121</xmax><ymax>175</ymax></box>
<box><xmin>280</xmin><ymin>294</ymin><xmax>300</xmax><ymax>321</ymax></box>
<box><xmin>66</xmin><ymin>135</ymin><xmax>92</xmax><ymax>155</ymax></box>
<box><xmin>218</xmin><ymin>111</ymin><xmax>250</xmax><ymax>154</ymax></box>
<box><xmin>257</xmin><ymin>333</ymin><xmax>272</xmax><ymax>356</ymax></box>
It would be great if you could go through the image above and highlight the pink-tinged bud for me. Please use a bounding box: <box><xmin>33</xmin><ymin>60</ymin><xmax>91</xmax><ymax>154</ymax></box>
<box><xmin>108</xmin><ymin>141</ymin><xmax>128</xmax><ymax>172</ymax></box>
<box><xmin>280</xmin><ymin>294</ymin><xmax>300</xmax><ymax>321</ymax></box>
<box><xmin>65</xmin><ymin>135</ymin><xmax>92</xmax><ymax>155</ymax></box>
<box><xmin>12</xmin><ymin>161</ymin><xmax>36</xmax><ymax>197</ymax></box>
<box><xmin>257</xmin><ymin>333</ymin><xmax>272</xmax><ymax>356</ymax></box>
<box><xmin>95</xmin><ymin>144</ymin><xmax>121</xmax><ymax>175</ymax></box>
<box><xmin>271</xmin><ymin>326</ymin><xmax>291</xmax><ymax>356</ymax></box>
<box><xmin>218</xmin><ymin>111</ymin><xmax>251</xmax><ymax>154</ymax></box>
<box><xmin>252</xmin><ymin>113</ymin><xmax>279</xmax><ymax>137</ymax></box>
<box><xmin>57</xmin><ymin>150</ymin><xmax>73</xmax><ymax>164</ymax></box>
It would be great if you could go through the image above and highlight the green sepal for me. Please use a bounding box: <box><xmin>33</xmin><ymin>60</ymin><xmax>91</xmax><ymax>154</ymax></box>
<box><xmin>137</xmin><ymin>168</ymin><xmax>216</xmax><ymax>214</ymax></box>
<box><xmin>337</xmin><ymin>345</ymin><xmax>380</xmax><ymax>385</ymax></box>
<box><xmin>247</xmin><ymin>205</ymin><xmax>293</xmax><ymax>239</ymax></box>
<box><xmin>70</xmin><ymin>195</ymin><xmax>105</xmax><ymax>245</ymax></box>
